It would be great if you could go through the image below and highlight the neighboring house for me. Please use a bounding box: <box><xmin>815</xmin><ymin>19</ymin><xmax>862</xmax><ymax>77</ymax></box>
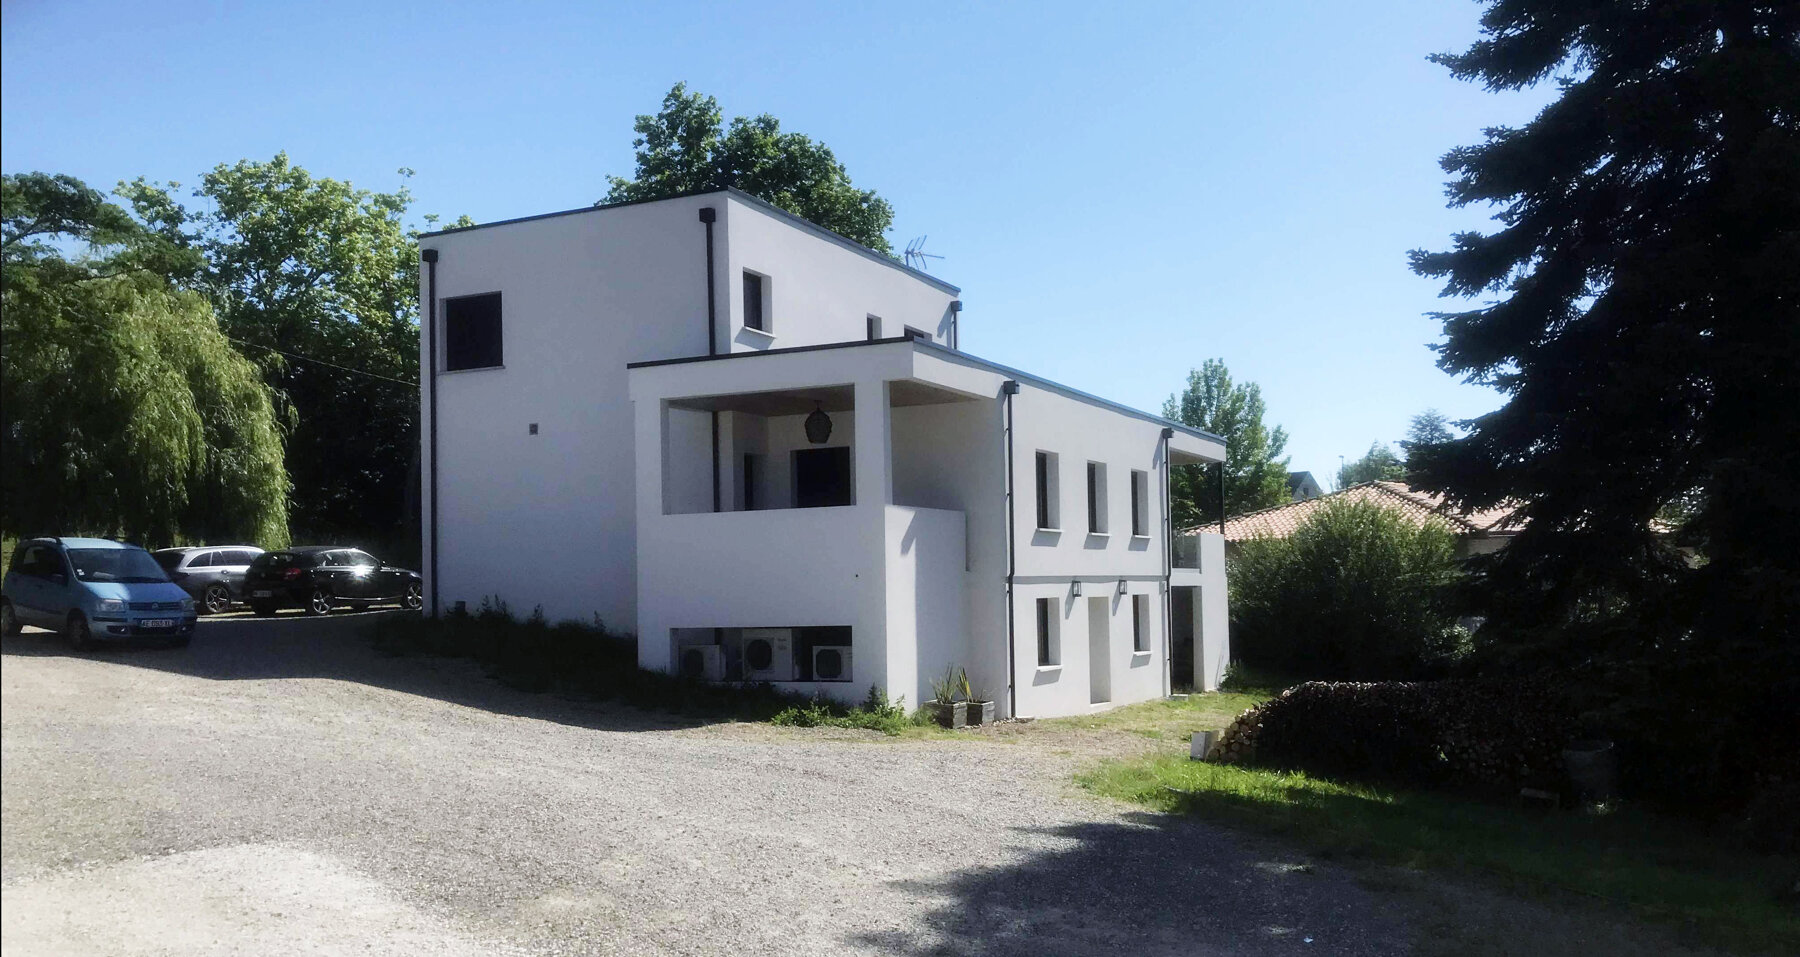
<box><xmin>1286</xmin><ymin>471</ymin><xmax>1324</xmax><ymax>502</ymax></box>
<box><xmin>418</xmin><ymin>188</ymin><xmax>1229</xmax><ymax>719</ymax></box>
<box><xmin>1216</xmin><ymin>480</ymin><xmax>1520</xmax><ymax>557</ymax></box>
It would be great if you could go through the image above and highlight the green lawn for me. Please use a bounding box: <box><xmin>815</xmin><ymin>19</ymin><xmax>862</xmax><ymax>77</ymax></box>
<box><xmin>1079</xmin><ymin>751</ymin><xmax>1799</xmax><ymax>955</ymax></box>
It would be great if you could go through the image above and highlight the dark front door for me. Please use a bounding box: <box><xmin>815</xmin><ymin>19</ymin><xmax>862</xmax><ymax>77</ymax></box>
<box><xmin>793</xmin><ymin>447</ymin><xmax>852</xmax><ymax>508</ymax></box>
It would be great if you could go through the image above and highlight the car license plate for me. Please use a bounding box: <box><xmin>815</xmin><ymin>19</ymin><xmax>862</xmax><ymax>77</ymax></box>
<box><xmin>141</xmin><ymin>619</ymin><xmax>175</xmax><ymax>629</ymax></box>
<box><xmin>253</xmin><ymin>590</ymin><xmax>273</xmax><ymax>598</ymax></box>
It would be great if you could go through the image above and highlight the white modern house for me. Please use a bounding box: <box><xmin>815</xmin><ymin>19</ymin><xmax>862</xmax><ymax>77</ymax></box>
<box><xmin>418</xmin><ymin>188</ymin><xmax>1228</xmax><ymax>718</ymax></box>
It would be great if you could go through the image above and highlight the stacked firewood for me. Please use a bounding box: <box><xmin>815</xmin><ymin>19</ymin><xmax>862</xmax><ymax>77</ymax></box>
<box><xmin>1208</xmin><ymin>705</ymin><xmax>1263</xmax><ymax>765</ymax></box>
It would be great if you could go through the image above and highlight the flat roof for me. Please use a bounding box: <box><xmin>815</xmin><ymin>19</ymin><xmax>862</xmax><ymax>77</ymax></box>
<box><xmin>626</xmin><ymin>337</ymin><xmax>1226</xmax><ymax>446</ymax></box>
<box><xmin>419</xmin><ymin>186</ymin><xmax>961</xmax><ymax>295</ymax></box>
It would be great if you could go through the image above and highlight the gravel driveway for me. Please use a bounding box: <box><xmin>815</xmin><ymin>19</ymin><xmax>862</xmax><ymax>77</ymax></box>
<box><xmin>2</xmin><ymin>612</ymin><xmax>1428</xmax><ymax>955</ymax></box>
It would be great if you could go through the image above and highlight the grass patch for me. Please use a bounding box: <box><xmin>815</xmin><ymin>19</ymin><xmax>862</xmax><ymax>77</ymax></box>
<box><xmin>369</xmin><ymin>601</ymin><xmax>940</xmax><ymax>735</ymax></box>
<box><xmin>1079</xmin><ymin>756</ymin><xmax>1799</xmax><ymax>954</ymax></box>
<box><xmin>1033</xmin><ymin>690</ymin><xmax>1268</xmax><ymax>741</ymax></box>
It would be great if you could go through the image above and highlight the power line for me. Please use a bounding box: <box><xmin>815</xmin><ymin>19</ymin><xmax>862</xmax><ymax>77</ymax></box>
<box><xmin>225</xmin><ymin>335</ymin><xmax>418</xmax><ymax>388</ymax></box>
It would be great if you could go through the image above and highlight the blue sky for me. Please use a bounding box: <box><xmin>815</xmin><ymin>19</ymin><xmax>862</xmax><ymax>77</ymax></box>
<box><xmin>1</xmin><ymin>0</ymin><xmax>1551</xmax><ymax>482</ymax></box>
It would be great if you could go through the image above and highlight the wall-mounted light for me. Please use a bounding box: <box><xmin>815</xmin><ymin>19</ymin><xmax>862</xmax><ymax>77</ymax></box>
<box><xmin>1117</xmin><ymin>579</ymin><xmax>1128</xmax><ymax>596</ymax></box>
<box><xmin>1070</xmin><ymin>580</ymin><xmax>1083</xmax><ymax>597</ymax></box>
<box><xmin>804</xmin><ymin>403</ymin><xmax>833</xmax><ymax>444</ymax></box>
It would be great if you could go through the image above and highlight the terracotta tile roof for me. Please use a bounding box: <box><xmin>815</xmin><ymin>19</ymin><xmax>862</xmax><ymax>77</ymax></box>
<box><xmin>1205</xmin><ymin>481</ymin><xmax>1522</xmax><ymax>542</ymax></box>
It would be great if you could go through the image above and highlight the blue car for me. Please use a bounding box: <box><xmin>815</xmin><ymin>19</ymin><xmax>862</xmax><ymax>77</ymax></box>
<box><xmin>1</xmin><ymin>537</ymin><xmax>198</xmax><ymax>649</ymax></box>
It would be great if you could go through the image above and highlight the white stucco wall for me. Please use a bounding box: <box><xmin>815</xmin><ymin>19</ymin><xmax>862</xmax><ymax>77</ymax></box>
<box><xmin>719</xmin><ymin>195</ymin><xmax>960</xmax><ymax>353</ymax></box>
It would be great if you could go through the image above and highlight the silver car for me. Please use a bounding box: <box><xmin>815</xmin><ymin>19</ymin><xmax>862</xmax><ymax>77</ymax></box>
<box><xmin>152</xmin><ymin>546</ymin><xmax>266</xmax><ymax>615</ymax></box>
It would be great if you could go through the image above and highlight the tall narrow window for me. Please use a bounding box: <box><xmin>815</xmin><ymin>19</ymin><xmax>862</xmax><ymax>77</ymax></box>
<box><xmin>1036</xmin><ymin>597</ymin><xmax>1058</xmax><ymax>666</ymax></box>
<box><xmin>1087</xmin><ymin>462</ymin><xmax>1108</xmax><ymax>534</ymax></box>
<box><xmin>1132</xmin><ymin>594</ymin><xmax>1150</xmax><ymax>652</ymax></box>
<box><xmin>1035</xmin><ymin>451</ymin><xmax>1060</xmax><ymax>530</ymax></box>
<box><xmin>1130</xmin><ymin>469</ymin><xmax>1150</xmax><ymax>536</ymax></box>
<box><xmin>443</xmin><ymin>292</ymin><xmax>503</xmax><ymax>371</ymax></box>
<box><xmin>866</xmin><ymin>315</ymin><xmax>881</xmax><ymax>340</ymax></box>
<box><xmin>743</xmin><ymin>271</ymin><xmax>766</xmax><ymax>332</ymax></box>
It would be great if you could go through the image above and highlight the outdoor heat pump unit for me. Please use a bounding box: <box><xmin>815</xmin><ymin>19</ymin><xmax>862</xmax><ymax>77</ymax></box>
<box><xmin>812</xmin><ymin>646</ymin><xmax>853</xmax><ymax>682</ymax></box>
<box><xmin>678</xmin><ymin>645</ymin><xmax>724</xmax><ymax>681</ymax></box>
<box><xmin>741</xmin><ymin>628</ymin><xmax>795</xmax><ymax>681</ymax></box>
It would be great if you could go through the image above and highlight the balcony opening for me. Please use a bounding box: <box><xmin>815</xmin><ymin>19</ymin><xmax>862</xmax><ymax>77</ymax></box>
<box><xmin>794</xmin><ymin>447</ymin><xmax>851</xmax><ymax>508</ymax></box>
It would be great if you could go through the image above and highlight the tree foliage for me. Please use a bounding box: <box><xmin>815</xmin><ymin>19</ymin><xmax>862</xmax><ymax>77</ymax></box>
<box><xmin>119</xmin><ymin>155</ymin><xmax>423</xmax><ymax>546</ymax></box>
<box><xmin>604</xmin><ymin>83</ymin><xmax>897</xmax><ymax>253</ymax></box>
<box><xmin>1336</xmin><ymin>442</ymin><xmax>1405</xmax><ymax>489</ymax></box>
<box><xmin>1410</xmin><ymin>1</ymin><xmax>1800</xmax><ymax>813</ymax></box>
<box><xmin>1227</xmin><ymin>498</ymin><xmax>1467</xmax><ymax>680</ymax></box>
<box><xmin>1163</xmin><ymin>359</ymin><xmax>1291</xmax><ymax>526</ymax></box>
<box><xmin>1</xmin><ymin>173</ymin><xmax>288</xmax><ymax>546</ymax></box>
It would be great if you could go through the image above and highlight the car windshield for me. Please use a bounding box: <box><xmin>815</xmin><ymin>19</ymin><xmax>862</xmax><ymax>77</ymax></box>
<box><xmin>153</xmin><ymin>551</ymin><xmax>184</xmax><ymax>572</ymax></box>
<box><xmin>67</xmin><ymin>548</ymin><xmax>171</xmax><ymax>584</ymax></box>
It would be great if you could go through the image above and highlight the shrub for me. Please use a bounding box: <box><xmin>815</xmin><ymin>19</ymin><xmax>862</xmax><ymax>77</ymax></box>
<box><xmin>1228</xmin><ymin>497</ymin><xmax>1467</xmax><ymax>680</ymax></box>
<box><xmin>769</xmin><ymin>685</ymin><xmax>916</xmax><ymax>736</ymax></box>
<box><xmin>1212</xmin><ymin>679</ymin><xmax>1575</xmax><ymax>797</ymax></box>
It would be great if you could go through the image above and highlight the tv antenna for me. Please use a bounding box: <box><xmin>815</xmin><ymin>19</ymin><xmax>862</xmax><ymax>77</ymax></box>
<box><xmin>904</xmin><ymin>236</ymin><xmax>944</xmax><ymax>272</ymax></box>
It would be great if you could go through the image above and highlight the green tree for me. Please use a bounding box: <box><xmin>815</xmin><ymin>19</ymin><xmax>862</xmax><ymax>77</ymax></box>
<box><xmin>1410</xmin><ymin>1</ymin><xmax>1800</xmax><ymax>811</ymax></box>
<box><xmin>1401</xmin><ymin>408</ymin><xmax>1454</xmax><ymax>483</ymax></box>
<box><xmin>1336</xmin><ymin>442</ymin><xmax>1405</xmax><ymax>488</ymax></box>
<box><xmin>1</xmin><ymin>173</ymin><xmax>288</xmax><ymax>546</ymax></box>
<box><xmin>604</xmin><ymin>83</ymin><xmax>896</xmax><ymax>253</ymax></box>
<box><xmin>1228</xmin><ymin>497</ymin><xmax>1466</xmax><ymax>680</ymax></box>
<box><xmin>119</xmin><ymin>155</ymin><xmax>424</xmax><ymax>549</ymax></box>
<box><xmin>1163</xmin><ymin>359</ymin><xmax>1291</xmax><ymax>526</ymax></box>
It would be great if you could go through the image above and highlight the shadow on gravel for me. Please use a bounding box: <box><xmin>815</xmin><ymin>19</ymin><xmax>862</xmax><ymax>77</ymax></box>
<box><xmin>0</xmin><ymin>613</ymin><xmax>706</xmax><ymax>734</ymax></box>
<box><xmin>852</xmin><ymin>813</ymin><xmax>1411</xmax><ymax>957</ymax></box>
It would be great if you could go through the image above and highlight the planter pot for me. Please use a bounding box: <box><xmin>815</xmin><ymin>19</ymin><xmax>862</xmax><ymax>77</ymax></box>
<box><xmin>965</xmin><ymin>700</ymin><xmax>996</xmax><ymax>726</ymax></box>
<box><xmin>1562</xmin><ymin>739</ymin><xmax>1618</xmax><ymax>802</ymax></box>
<box><xmin>927</xmin><ymin>700</ymin><xmax>968</xmax><ymax>729</ymax></box>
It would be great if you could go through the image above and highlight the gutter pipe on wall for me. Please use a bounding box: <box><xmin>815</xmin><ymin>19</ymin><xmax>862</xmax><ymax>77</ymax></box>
<box><xmin>1002</xmin><ymin>379</ymin><xmax>1021</xmax><ymax>718</ymax></box>
<box><xmin>422</xmin><ymin>248</ymin><xmax>440</xmax><ymax>618</ymax></box>
<box><xmin>1160</xmin><ymin>427</ymin><xmax>1174</xmax><ymax>697</ymax></box>
<box><xmin>700</xmin><ymin>207</ymin><xmax>720</xmax><ymax>512</ymax></box>
<box><xmin>1218</xmin><ymin>462</ymin><xmax>1227</xmax><ymax>534</ymax></box>
<box><xmin>950</xmin><ymin>300</ymin><xmax>962</xmax><ymax>351</ymax></box>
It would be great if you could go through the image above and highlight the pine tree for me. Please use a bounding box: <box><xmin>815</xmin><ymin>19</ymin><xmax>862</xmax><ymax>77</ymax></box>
<box><xmin>1410</xmin><ymin>1</ymin><xmax>1799</xmax><ymax>809</ymax></box>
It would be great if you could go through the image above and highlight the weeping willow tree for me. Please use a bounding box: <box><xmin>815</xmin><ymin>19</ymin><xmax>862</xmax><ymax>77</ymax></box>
<box><xmin>1</xmin><ymin>172</ymin><xmax>288</xmax><ymax>547</ymax></box>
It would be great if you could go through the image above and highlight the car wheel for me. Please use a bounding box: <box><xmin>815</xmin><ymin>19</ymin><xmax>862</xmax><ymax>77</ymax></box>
<box><xmin>65</xmin><ymin>612</ymin><xmax>94</xmax><ymax>651</ymax></box>
<box><xmin>305</xmin><ymin>588</ymin><xmax>333</xmax><ymax>616</ymax></box>
<box><xmin>251</xmin><ymin>602</ymin><xmax>278</xmax><ymax>618</ymax></box>
<box><xmin>202</xmin><ymin>583</ymin><xmax>233</xmax><ymax>615</ymax></box>
<box><xmin>404</xmin><ymin>582</ymin><xmax>423</xmax><ymax>611</ymax></box>
<box><xmin>0</xmin><ymin>600</ymin><xmax>19</xmax><ymax>637</ymax></box>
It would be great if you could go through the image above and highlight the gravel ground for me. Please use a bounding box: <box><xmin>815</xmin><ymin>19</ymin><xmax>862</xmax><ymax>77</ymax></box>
<box><xmin>0</xmin><ymin>612</ymin><xmax>1676</xmax><ymax>956</ymax></box>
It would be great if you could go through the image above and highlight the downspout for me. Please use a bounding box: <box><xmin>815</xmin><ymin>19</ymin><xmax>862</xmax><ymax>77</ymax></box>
<box><xmin>422</xmin><ymin>248</ymin><xmax>440</xmax><ymax>618</ymax></box>
<box><xmin>950</xmin><ymin>300</ymin><xmax>963</xmax><ymax>351</ymax></box>
<box><xmin>1217</xmin><ymin>462</ymin><xmax>1227</xmax><ymax>534</ymax></box>
<box><xmin>1002</xmin><ymin>380</ymin><xmax>1021</xmax><ymax>718</ymax></box>
<box><xmin>1160</xmin><ymin>427</ymin><xmax>1173</xmax><ymax>697</ymax></box>
<box><xmin>700</xmin><ymin>207</ymin><xmax>720</xmax><ymax>512</ymax></box>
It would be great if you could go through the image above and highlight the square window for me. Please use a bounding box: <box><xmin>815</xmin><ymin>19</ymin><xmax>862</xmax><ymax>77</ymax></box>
<box><xmin>1131</xmin><ymin>470</ymin><xmax>1150</xmax><ymax>536</ymax></box>
<box><xmin>1036</xmin><ymin>597</ymin><xmax>1060</xmax><ymax>666</ymax></box>
<box><xmin>1087</xmin><ymin>462</ymin><xmax>1109</xmax><ymax>534</ymax></box>
<box><xmin>743</xmin><ymin>271</ymin><xmax>767</xmax><ymax>332</ymax></box>
<box><xmin>1035</xmin><ymin>451</ymin><xmax>1061</xmax><ymax>530</ymax></box>
<box><xmin>443</xmin><ymin>292</ymin><xmax>503</xmax><ymax>371</ymax></box>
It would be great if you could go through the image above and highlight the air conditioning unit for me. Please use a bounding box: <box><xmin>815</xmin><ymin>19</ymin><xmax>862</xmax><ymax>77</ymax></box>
<box><xmin>678</xmin><ymin>644</ymin><xmax>724</xmax><ymax>681</ymax></box>
<box><xmin>812</xmin><ymin>645</ymin><xmax>853</xmax><ymax>682</ymax></box>
<box><xmin>741</xmin><ymin>628</ymin><xmax>794</xmax><ymax>681</ymax></box>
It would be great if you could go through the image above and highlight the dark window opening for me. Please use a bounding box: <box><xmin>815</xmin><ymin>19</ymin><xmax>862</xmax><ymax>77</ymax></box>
<box><xmin>743</xmin><ymin>454</ymin><xmax>758</xmax><ymax>510</ymax></box>
<box><xmin>1087</xmin><ymin>463</ymin><xmax>1100</xmax><ymax>533</ymax></box>
<box><xmin>443</xmin><ymin>292</ymin><xmax>503</xmax><ymax>371</ymax></box>
<box><xmin>794</xmin><ymin>447</ymin><xmax>852</xmax><ymax>508</ymax></box>
<box><xmin>743</xmin><ymin>272</ymin><xmax>766</xmax><ymax>331</ymax></box>
<box><xmin>1035</xmin><ymin>452</ymin><xmax>1051</xmax><ymax>529</ymax></box>
<box><xmin>903</xmin><ymin>325</ymin><xmax>930</xmax><ymax>341</ymax></box>
<box><xmin>1131</xmin><ymin>470</ymin><xmax>1148</xmax><ymax>536</ymax></box>
<box><xmin>1132</xmin><ymin>595</ymin><xmax>1149</xmax><ymax>652</ymax></box>
<box><xmin>866</xmin><ymin>315</ymin><xmax>881</xmax><ymax>340</ymax></box>
<box><xmin>1036</xmin><ymin>598</ymin><xmax>1055</xmax><ymax>666</ymax></box>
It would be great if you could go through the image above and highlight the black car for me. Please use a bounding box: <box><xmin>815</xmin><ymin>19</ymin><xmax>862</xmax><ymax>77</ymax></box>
<box><xmin>242</xmin><ymin>546</ymin><xmax>423</xmax><ymax>617</ymax></box>
<box><xmin>153</xmin><ymin>545</ymin><xmax>266</xmax><ymax>615</ymax></box>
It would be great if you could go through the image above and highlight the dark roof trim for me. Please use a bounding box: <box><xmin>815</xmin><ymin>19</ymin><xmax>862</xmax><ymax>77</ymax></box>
<box><xmin>627</xmin><ymin>336</ymin><xmax>916</xmax><ymax>369</ymax></box>
<box><xmin>627</xmin><ymin>337</ymin><xmax>1226</xmax><ymax>446</ymax></box>
<box><xmin>419</xmin><ymin>187</ymin><xmax>961</xmax><ymax>295</ymax></box>
<box><xmin>911</xmin><ymin>340</ymin><xmax>1227</xmax><ymax>446</ymax></box>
